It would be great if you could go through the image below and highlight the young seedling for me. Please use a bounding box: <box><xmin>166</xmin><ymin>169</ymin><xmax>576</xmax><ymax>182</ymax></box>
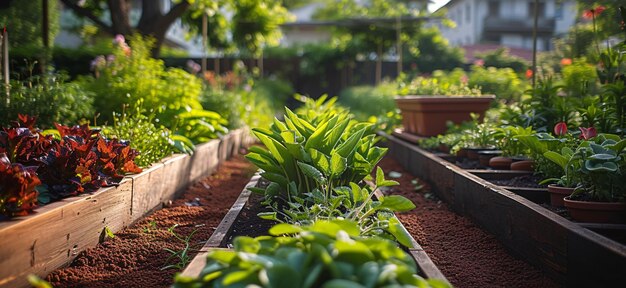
<box><xmin>161</xmin><ymin>224</ymin><xmax>200</xmax><ymax>271</ymax></box>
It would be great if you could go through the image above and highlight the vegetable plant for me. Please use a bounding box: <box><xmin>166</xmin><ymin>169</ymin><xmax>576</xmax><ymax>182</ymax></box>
<box><xmin>0</xmin><ymin>153</ymin><xmax>40</xmax><ymax>217</ymax></box>
<box><xmin>173</xmin><ymin>220</ymin><xmax>450</xmax><ymax>288</ymax></box>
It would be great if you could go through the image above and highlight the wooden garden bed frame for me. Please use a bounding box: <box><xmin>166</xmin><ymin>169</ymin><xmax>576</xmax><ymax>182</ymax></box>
<box><xmin>0</xmin><ymin>128</ymin><xmax>256</xmax><ymax>288</ymax></box>
<box><xmin>181</xmin><ymin>173</ymin><xmax>450</xmax><ymax>283</ymax></box>
<box><xmin>384</xmin><ymin>132</ymin><xmax>626</xmax><ymax>286</ymax></box>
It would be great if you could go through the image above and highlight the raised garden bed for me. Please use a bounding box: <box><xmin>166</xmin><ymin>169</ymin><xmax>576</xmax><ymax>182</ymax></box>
<box><xmin>0</xmin><ymin>128</ymin><xmax>255</xmax><ymax>288</ymax></box>
<box><xmin>384</xmin><ymin>131</ymin><xmax>626</xmax><ymax>286</ymax></box>
<box><xmin>180</xmin><ymin>172</ymin><xmax>449</xmax><ymax>282</ymax></box>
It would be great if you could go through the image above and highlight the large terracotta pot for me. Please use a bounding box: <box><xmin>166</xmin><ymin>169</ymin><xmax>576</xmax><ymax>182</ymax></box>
<box><xmin>563</xmin><ymin>197</ymin><xmax>626</xmax><ymax>223</ymax></box>
<box><xmin>394</xmin><ymin>95</ymin><xmax>496</xmax><ymax>137</ymax></box>
<box><xmin>547</xmin><ymin>185</ymin><xmax>575</xmax><ymax>207</ymax></box>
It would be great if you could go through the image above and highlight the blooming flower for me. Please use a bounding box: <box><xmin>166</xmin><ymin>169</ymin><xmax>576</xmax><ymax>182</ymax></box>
<box><xmin>554</xmin><ymin>122</ymin><xmax>568</xmax><ymax>136</ymax></box>
<box><xmin>560</xmin><ymin>58</ymin><xmax>572</xmax><ymax>66</ymax></box>
<box><xmin>525</xmin><ymin>69</ymin><xmax>533</xmax><ymax>79</ymax></box>
<box><xmin>90</xmin><ymin>55</ymin><xmax>106</xmax><ymax>71</ymax></box>
<box><xmin>582</xmin><ymin>6</ymin><xmax>605</xmax><ymax>20</ymax></box>
<box><xmin>473</xmin><ymin>59</ymin><xmax>484</xmax><ymax>67</ymax></box>
<box><xmin>579</xmin><ymin>127</ymin><xmax>597</xmax><ymax>140</ymax></box>
<box><xmin>186</xmin><ymin>60</ymin><xmax>201</xmax><ymax>74</ymax></box>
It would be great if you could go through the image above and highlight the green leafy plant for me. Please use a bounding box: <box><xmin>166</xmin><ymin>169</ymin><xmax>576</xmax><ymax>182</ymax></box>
<box><xmin>173</xmin><ymin>220</ymin><xmax>450</xmax><ymax>288</ymax></box>
<box><xmin>173</xmin><ymin>109</ymin><xmax>229</xmax><ymax>144</ymax></box>
<box><xmin>397</xmin><ymin>74</ymin><xmax>482</xmax><ymax>97</ymax></box>
<box><xmin>162</xmin><ymin>224</ymin><xmax>200</xmax><ymax>271</ymax></box>
<box><xmin>0</xmin><ymin>73</ymin><xmax>94</xmax><ymax>129</ymax></box>
<box><xmin>102</xmin><ymin>103</ymin><xmax>191</xmax><ymax>167</ymax></box>
<box><xmin>0</xmin><ymin>153</ymin><xmax>40</xmax><ymax>217</ymax></box>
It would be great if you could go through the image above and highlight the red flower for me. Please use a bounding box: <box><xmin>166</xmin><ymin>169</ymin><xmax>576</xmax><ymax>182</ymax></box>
<box><xmin>560</xmin><ymin>58</ymin><xmax>572</xmax><ymax>66</ymax></box>
<box><xmin>582</xmin><ymin>6</ymin><xmax>605</xmax><ymax>20</ymax></box>
<box><xmin>579</xmin><ymin>127</ymin><xmax>597</xmax><ymax>140</ymax></box>
<box><xmin>554</xmin><ymin>122</ymin><xmax>568</xmax><ymax>136</ymax></box>
<box><xmin>525</xmin><ymin>69</ymin><xmax>533</xmax><ymax>79</ymax></box>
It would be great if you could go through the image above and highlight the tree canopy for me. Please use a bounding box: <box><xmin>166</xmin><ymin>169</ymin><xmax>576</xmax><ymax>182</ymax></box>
<box><xmin>59</xmin><ymin>0</ymin><xmax>290</xmax><ymax>57</ymax></box>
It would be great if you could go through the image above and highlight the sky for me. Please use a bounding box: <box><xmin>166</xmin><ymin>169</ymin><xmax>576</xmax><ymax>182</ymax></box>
<box><xmin>428</xmin><ymin>0</ymin><xmax>450</xmax><ymax>12</ymax></box>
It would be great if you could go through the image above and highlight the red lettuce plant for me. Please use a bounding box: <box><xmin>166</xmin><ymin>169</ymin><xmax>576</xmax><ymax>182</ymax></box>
<box><xmin>0</xmin><ymin>153</ymin><xmax>40</xmax><ymax>217</ymax></box>
<box><xmin>1</xmin><ymin>116</ymin><xmax>142</xmax><ymax>212</ymax></box>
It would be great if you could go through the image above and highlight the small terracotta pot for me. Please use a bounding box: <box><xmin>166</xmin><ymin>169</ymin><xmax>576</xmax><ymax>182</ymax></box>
<box><xmin>489</xmin><ymin>156</ymin><xmax>512</xmax><ymax>170</ymax></box>
<box><xmin>510</xmin><ymin>160</ymin><xmax>534</xmax><ymax>171</ymax></box>
<box><xmin>564</xmin><ymin>197</ymin><xmax>626</xmax><ymax>223</ymax></box>
<box><xmin>547</xmin><ymin>185</ymin><xmax>575</xmax><ymax>207</ymax></box>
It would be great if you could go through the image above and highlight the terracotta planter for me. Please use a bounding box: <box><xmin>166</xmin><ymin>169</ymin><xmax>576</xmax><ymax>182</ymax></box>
<box><xmin>489</xmin><ymin>156</ymin><xmax>512</xmax><ymax>170</ymax></box>
<box><xmin>510</xmin><ymin>160</ymin><xmax>534</xmax><ymax>172</ymax></box>
<box><xmin>394</xmin><ymin>95</ymin><xmax>495</xmax><ymax>137</ymax></box>
<box><xmin>547</xmin><ymin>185</ymin><xmax>575</xmax><ymax>207</ymax></box>
<box><xmin>564</xmin><ymin>197</ymin><xmax>626</xmax><ymax>223</ymax></box>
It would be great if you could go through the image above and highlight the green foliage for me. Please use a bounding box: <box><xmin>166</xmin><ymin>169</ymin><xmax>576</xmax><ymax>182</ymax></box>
<box><xmin>403</xmin><ymin>26</ymin><xmax>465</xmax><ymax>73</ymax></box>
<box><xmin>85</xmin><ymin>34</ymin><xmax>204</xmax><ymax>126</ymax></box>
<box><xmin>231</xmin><ymin>0</ymin><xmax>292</xmax><ymax>55</ymax></box>
<box><xmin>173</xmin><ymin>220</ymin><xmax>449</xmax><ymax>288</ymax></box>
<box><xmin>101</xmin><ymin>104</ymin><xmax>181</xmax><ymax>167</ymax></box>
<box><xmin>397</xmin><ymin>73</ymin><xmax>482</xmax><ymax>96</ymax></box>
<box><xmin>162</xmin><ymin>224</ymin><xmax>200</xmax><ymax>271</ymax></box>
<box><xmin>0</xmin><ymin>1</ymin><xmax>59</xmax><ymax>49</ymax></box>
<box><xmin>474</xmin><ymin>48</ymin><xmax>529</xmax><ymax>73</ymax></box>
<box><xmin>338</xmin><ymin>82</ymin><xmax>401</xmax><ymax>133</ymax></box>
<box><xmin>562</xmin><ymin>58</ymin><xmax>598</xmax><ymax>98</ymax></box>
<box><xmin>468</xmin><ymin>66</ymin><xmax>526</xmax><ymax>102</ymax></box>
<box><xmin>173</xmin><ymin>109</ymin><xmax>229</xmax><ymax>144</ymax></box>
<box><xmin>0</xmin><ymin>73</ymin><xmax>94</xmax><ymax>129</ymax></box>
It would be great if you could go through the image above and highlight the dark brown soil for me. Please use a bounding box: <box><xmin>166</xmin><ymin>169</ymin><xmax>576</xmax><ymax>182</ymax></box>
<box><xmin>489</xmin><ymin>174</ymin><xmax>547</xmax><ymax>188</ymax></box>
<box><xmin>45</xmin><ymin>154</ymin><xmax>257</xmax><ymax>288</ymax></box>
<box><xmin>377</xmin><ymin>157</ymin><xmax>560</xmax><ymax>288</ymax></box>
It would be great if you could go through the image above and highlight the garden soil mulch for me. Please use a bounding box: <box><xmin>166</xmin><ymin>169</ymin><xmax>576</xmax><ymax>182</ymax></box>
<box><xmin>45</xmin><ymin>154</ymin><xmax>257</xmax><ymax>288</ymax></box>
<box><xmin>46</xmin><ymin>154</ymin><xmax>560</xmax><ymax>288</ymax></box>
<box><xmin>377</xmin><ymin>157</ymin><xmax>559</xmax><ymax>288</ymax></box>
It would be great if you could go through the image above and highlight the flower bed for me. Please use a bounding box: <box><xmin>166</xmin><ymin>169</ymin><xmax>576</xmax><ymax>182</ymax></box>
<box><xmin>385</xmin><ymin>132</ymin><xmax>626</xmax><ymax>286</ymax></box>
<box><xmin>0</xmin><ymin>128</ymin><xmax>254</xmax><ymax>288</ymax></box>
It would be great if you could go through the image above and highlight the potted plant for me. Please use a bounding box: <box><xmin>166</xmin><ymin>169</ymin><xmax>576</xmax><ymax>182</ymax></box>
<box><xmin>491</xmin><ymin>126</ymin><xmax>535</xmax><ymax>170</ymax></box>
<box><xmin>395</xmin><ymin>76</ymin><xmax>495</xmax><ymax>137</ymax></box>
<box><xmin>563</xmin><ymin>134</ymin><xmax>626</xmax><ymax>223</ymax></box>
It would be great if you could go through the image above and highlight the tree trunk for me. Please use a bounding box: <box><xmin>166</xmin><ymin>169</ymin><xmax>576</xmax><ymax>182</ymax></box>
<box><xmin>107</xmin><ymin>0</ymin><xmax>133</xmax><ymax>35</ymax></box>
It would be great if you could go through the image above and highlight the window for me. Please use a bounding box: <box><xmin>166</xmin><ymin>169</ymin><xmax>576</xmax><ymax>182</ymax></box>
<box><xmin>529</xmin><ymin>1</ymin><xmax>545</xmax><ymax>17</ymax></box>
<box><xmin>488</xmin><ymin>1</ymin><xmax>499</xmax><ymax>16</ymax></box>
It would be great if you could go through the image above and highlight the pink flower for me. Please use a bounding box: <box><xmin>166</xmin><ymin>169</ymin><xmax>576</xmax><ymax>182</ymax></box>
<box><xmin>554</xmin><ymin>122</ymin><xmax>568</xmax><ymax>136</ymax></box>
<box><xmin>473</xmin><ymin>59</ymin><xmax>484</xmax><ymax>67</ymax></box>
<box><xmin>114</xmin><ymin>34</ymin><xmax>126</xmax><ymax>45</ymax></box>
<box><xmin>579</xmin><ymin>127</ymin><xmax>597</xmax><ymax>140</ymax></box>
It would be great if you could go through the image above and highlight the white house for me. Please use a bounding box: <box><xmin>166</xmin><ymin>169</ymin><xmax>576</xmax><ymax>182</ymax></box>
<box><xmin>436</xmin><ymin>0</ymin><xmax>577</xmax><ymax>51</ymax></box>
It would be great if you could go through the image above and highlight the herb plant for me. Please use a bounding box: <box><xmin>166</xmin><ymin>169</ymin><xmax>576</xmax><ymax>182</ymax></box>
<box><xmin>173</xmin><ymin>220</ymin><xmax>450</xmax><ymax>288</ymax></box>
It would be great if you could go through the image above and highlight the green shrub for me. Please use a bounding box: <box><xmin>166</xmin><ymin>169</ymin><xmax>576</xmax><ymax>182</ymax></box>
<box><xmin>475</xmin><ymin>48</ymin><xmax>529</xmax><ymax>73</ymax></box>
<box><xmin>397</xmin><ymin>73</ymin><xmax>482</xmax><ymax>96</ymax></box>
<box><xmin>101</xmin><ymin>104</ymin><xmax>181</xmax><ymax>167</ymax></box>
<box><xmin>0</xmin><ymin>74</ymin><xmax>94</xmax><ymax>128</ymax></box>
<box><xmin>468</xmin><ymin>66</ymin><xmax>526</xmax><ymax>102</ymax></box>
<box><xmin>338</xmin><ymin>83</ymin><xmax>401</xmax><ymax>133</ymax></box>
<box><xmin>561</xmin><ymin>58</ymin><xmax>598</xmax><ymax>98</ymax></box>
<box><xmin>85</xmin><ymin>34</ymin><xmax>203</xmax><ymax>126</ymax></box>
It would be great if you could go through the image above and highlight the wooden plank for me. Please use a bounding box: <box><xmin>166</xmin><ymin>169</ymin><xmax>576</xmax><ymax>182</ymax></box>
<box><xmin>0</xmin><ymin>180</ymin><xmax>132</xmax><ymax>288</ymax></box>
<box><xmin>205</xmin><ymin>174</ymin><xmax>260</xmax><ymax>248</ymax></box>
<box><xmin>468</xmin><ymin>169</ymin><xmax>533</xmax><ymax>180</ymax></box>
<box><xmin>499</xmin><ymin>186</ymin><xmax>549</xmax><ymax>204</ymax></box>
<box><xmin>159</xmin><ymin>153</ymin><xmax>191</xmax><ymax>202</ymax></box>
<box><xmin>128</xmin><ymin>163</ymin><xmax>165</xmax><ymax>223</ymax></box>
<box><xmin>188</xmin><ymin>140</ymin><xmax>220</xmax><ymax>183</ymax></box>
<box><xmin>180</xmin><ymin>248</ymin><xmax>232</xmax><ymax>278</ymax></box>
<box><xmin>409</xmin><ymin>249</ymin><xmax>448</xmax><ymax>281</ymax></box>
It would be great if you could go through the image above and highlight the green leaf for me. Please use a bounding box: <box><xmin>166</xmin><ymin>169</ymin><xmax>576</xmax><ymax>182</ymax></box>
<box><xmin>375</xmin><ymin>166</ymin><xmax>385</xmax><ymax>187</ymax></box>
<box><xmin>387</xmin><ymin>217</ymin><xmax>415</xmax><ymax>248</ymax></box>
<box><xmin>104</xmin><ymin>226</ymin><xmax>115</xmax><ymax>239</ymax></box>
<box><xmin>297</xmin><ymin>162</ymin><xmax>326</xmax><ymax>183</ymax></box>
<box><xmin>330</xmin><ymin>153</ymin><xmax>347</xmax><ymax>176</ymax></box>
<box><xmin>248</xmin><ymin>187</ymin><xmax>266</xmax><ymax>195</ymax></box>
<box><xmin>262</xmin><ymin>172</ymin><xmax>289</xmax><ymax>187</ymax></box>
<box><xmin>269</xmin><ymin>223</ymin><xmax>303</xmax><ymax>235</ymax></box>
<box><xmin>543</xmin><ymin>151</ymin><xmax>568</xmax><ymax>170</ymax></box>
<box><xmin>587</xmin><ymin>153</ymin><xmax>616</xmax><ymax>160</ymax></box>
<box><xmin>265</xmin><ymin>182</ymin><xmax>281</xmax><ymax>198</ymax></box>
<box><xmin>310</xmin><ymin>149</ymin><xmax>331</xmax><ymax>175</ymax></box>
<box><xmin>322</xmin><ymin>279</ymin><xmax>366</xmax><ymax>288</ymax></box>
<box><xmin>222</xmin><ymin>269</ymin><xmax>256</xmax><ymax>286</ymax></box>
<box><xmin>258</xmin><ymin>212</ymin><xmax>280</xmax><ymax>221</ymax></box>
<box><xmin>378</xmin><ymin>195</ymin><xmax>416</xmax><ymax>212</ymax></box>
<box><xmin>584</xmin><ymin>160</ymin><xmax>618</xmax><ymax>172</ymax></box>
<box><xmin>335</xmin><ymin>128</ymin><xmax>366</xmax><ymax>158</ymax></box>
<box><xmin>266</xmin><ymin>264</ymin><xmax>301</xmax><ymax>287</ymax></box>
